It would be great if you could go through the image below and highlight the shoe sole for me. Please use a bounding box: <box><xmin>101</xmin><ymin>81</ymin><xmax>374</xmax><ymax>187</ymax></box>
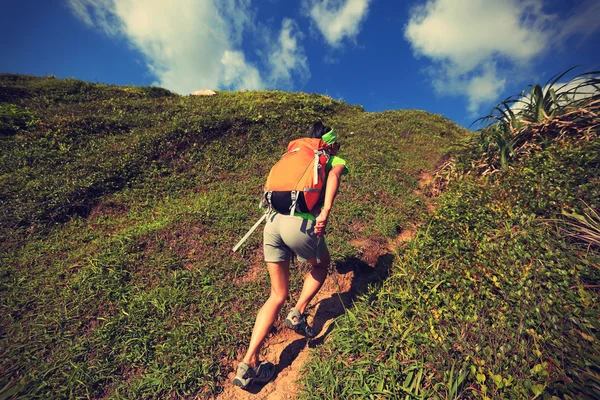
<box><xmin>284</xmin><ymin>318</ymin><xmax>316</xmax><ymax>338</ymax></box>
<box><xmin>233</xmin><ymin>377</ymin><xmax>252</xmax><ymax>390</ymax></box>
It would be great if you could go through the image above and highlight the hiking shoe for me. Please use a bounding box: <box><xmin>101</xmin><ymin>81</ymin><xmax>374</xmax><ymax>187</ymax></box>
<box><xmin>232</xmin><ymin>361</ymin><xmax>276</xmax><ymax>390</ymax></box>
<box><xmin>284</xmin><ymin>308</ymin><xmax>316</xmax><ymax>338</ymax></box>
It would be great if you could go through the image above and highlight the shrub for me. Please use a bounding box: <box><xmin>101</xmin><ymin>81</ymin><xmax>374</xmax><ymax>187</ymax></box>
<box><xmin>0</xmin><ymin>103</ymin><xmax>37</xmax><ymax>136</ymax></box>
<box><xmin>464</xmin><ymin>68</ymin><xmax>599</xmax><ymax>174</ymax></box>
<box><xmin>301</xmin><ymin>70</ymin><xmax>600</xmax><ymax>399</ymax></box>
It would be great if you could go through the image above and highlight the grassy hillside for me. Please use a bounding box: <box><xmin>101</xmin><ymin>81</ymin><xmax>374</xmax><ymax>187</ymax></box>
<box><xmin>1</xmin><ymin>74</ymin><xmax>467</xmax><ymax>398</ymax></box>
<box><xmin>301</xmin><ymin>73</ymin><xmax>600</xmax><ymax>399</ymax></box>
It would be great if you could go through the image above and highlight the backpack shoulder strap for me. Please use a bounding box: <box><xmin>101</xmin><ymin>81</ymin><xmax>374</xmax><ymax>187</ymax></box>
<box><xmin>287</xmin><ymin>137</ymin><xmax>328</xmax><ymax>152</ymax></box>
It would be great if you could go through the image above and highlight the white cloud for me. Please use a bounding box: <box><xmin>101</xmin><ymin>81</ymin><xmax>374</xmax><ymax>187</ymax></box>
<box><xmin>67</xmin><ymin>0</ymin><xmax>122</xmax><ymax>36</ymax></box>
<box><xmin>268</xmin><ymin>19</ymin><xmax>310</xmax><ymax>88</ymax></box>
<box><xmin>404</xmin><ymin>0</ymin><xmax>600</xmax><ymax>115</ymax></box>
<box><xmin>221</xmin><ymin>50</ymin><xmax>263</xmax><ymax>90</ymax></box>
<box><xmin>406</xmin><ymin>0</ymin><xmax>551</xmax><ymax>72</ymax></box>
<box><xmin>557</xmin><ymin>1</ymin><xmax>600</xmax><ymax>43</ymax></box>
<box><xmin>465</xmin><ymin>64</ymin><xmax>507</xmax><ymax>115</ymax></box>
<box><xmin>323</xmin><ymin>54</ymin><xmax>339</xmax><ymax>64</ymax></box>
<box><xmin>67</xmin><ymin>0</ymin><xmax>309</xmax><ymax>93</ymax></box>
<box><xmin>431</xmin><ymin>62</ymin><xmax>507</xmax><ymax>115</ymax></box>
<box><xmin>303</xmin><ymin>0</ymin><xmax>373</xmax><ymax>47</ymax></box>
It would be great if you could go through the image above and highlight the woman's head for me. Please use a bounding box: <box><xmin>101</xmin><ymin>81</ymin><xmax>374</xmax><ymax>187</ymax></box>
<box><xmin>309</xmin><ymin>122</ymin><xmax>339</xmax><ymax>154</ymax></box>
<box><xmin>308</xmin><ymin>122</ymin><xmax>332</xmax><ymax>139</ymax></box>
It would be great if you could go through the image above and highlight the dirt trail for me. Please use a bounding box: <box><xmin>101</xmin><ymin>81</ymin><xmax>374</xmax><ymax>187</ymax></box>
<box><xmin>216</xmin><ymin>234</ymin><xmax>415</xmax><ymax>400</ymax></box>
<box><xmin>215</xmin><ymin>172</ymin><xmax>435</xmax><ymax>399</ymax></box>
<box><xmin>216</xmin><ymin>261</ymin><xmax>356</xmax><ymax>400</ymax></box>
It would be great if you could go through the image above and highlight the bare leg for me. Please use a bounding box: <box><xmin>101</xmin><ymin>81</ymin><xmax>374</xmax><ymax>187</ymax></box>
<box><xmin>294</xmin><ymin>250</ymin><xmax>330</xmax><ymax>314</ymax></box>
<box><xmin>242</xmin><ymin>260</ymin><xmax>290</xmax><ymax>367</ymax></box>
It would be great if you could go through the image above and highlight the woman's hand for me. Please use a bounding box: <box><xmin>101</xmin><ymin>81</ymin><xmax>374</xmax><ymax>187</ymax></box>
<box><xmin>314</xmin><ymin>209</ymin><xmax>330</xmax><ymax>237</ymax></box>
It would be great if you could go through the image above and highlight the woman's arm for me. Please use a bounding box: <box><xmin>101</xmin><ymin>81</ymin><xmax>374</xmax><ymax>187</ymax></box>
<box><xmin>315</xmin><ymin>164</ymin><xmax>345</xmax><ymax>236</ymax></box>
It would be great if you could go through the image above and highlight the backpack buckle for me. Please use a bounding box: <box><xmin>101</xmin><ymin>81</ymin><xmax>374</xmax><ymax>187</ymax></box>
<box><xmin>290</xmin><ymin>191</ymin><xmax>298</xmax><ymax>216</ymax></box>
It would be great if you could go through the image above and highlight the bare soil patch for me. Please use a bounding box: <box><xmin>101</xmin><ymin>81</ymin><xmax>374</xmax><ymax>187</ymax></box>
<box><xmin>387</xmin><ymin>225</ymin><xmax>418</xmax><ymax>251</ymax></box>
<box><xmin>88</xmin><ymin>201</ymin><xmax>130</xmax><ymax>220</ymax></box>
<box><xmin>234</xmin><ymin>247</ymin><xmax>267</xmax><ymax>285</ymax></box>
<box><xmin>349</xmin><ymin>236</ymin><xmax>388</xmax><ymax>267</ymax></box>
<box><xmin>414</xmin><ymin>170</ymin><xmax>439</xmax><ymax>213</ymax></box>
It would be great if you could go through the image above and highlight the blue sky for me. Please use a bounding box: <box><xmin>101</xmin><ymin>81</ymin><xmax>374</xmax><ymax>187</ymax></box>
<box><xmin>2</xmin><ymin>0</ymin><xmax>599</xmax><ymax>127</ymax></box>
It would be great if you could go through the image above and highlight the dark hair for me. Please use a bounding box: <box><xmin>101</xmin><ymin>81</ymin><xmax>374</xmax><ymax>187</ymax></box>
<box><xmin>308</xmin><ymin>121</ymin><xmax>332</xmax><ymax>139</ymax></box>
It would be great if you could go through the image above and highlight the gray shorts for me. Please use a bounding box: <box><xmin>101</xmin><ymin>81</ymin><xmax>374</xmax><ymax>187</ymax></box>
<box><xmin>263</xmin><ymin>212</ymin><xmax>328</xmax><ymax>262</ymax></box>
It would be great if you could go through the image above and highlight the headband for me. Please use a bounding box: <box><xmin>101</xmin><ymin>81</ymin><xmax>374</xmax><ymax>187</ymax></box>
<box><xmin>321</xmin><ymin>129</ymin><xmax>337</xmax><ymax>144</ymax></box>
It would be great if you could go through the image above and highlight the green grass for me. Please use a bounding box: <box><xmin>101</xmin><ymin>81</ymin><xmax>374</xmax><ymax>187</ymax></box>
<box><xmin>300</xmin><ymin>115</ymin><xmax>600</xmax><ymax>398</ymax></box>
<box><xmin>1</xmin><ymin>74</ymin><xmax>466</xmax><ymax>397</ymax></box>
<box><xmin>4</xmin><ymin>73</ymin><xmax>597</xmax><ymax>399</ymax></box>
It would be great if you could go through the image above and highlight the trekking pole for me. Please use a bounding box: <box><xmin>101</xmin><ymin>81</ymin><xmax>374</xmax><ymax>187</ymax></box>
<box><xmin>232</xmin><ymin>211</ymin><xmax>269</xmax><ymax>252</ymax></box>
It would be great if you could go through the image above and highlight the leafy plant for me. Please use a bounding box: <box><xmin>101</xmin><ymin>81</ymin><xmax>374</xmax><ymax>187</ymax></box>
<box><xmin>466</xmin><ymin>67</ymin><xmax>600</xmax><ymax>173</ymax></box>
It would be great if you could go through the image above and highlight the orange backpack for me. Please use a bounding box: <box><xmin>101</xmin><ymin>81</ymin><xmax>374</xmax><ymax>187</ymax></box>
<box><xmin>262</xmin><ymin>138</ymin><xmax>331</xmax><ymax>215</ymax></box>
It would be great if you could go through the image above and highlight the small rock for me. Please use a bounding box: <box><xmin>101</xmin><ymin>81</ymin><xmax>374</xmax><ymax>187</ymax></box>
<box><xmin>191</xmin><ymin>89</ymin><xmax>217</xmax><ymax>96</ymax></box>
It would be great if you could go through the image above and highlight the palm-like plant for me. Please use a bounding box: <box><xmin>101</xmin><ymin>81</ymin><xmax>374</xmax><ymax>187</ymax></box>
<box><xmin>468</xmin><ymin>67</ymin><xmax>599</xmax><ymax>173</ymax></box>
<box><xmin>517</xmin><ymin>67</ymin><xmax>581</xmax><ymax>123</ymax></box>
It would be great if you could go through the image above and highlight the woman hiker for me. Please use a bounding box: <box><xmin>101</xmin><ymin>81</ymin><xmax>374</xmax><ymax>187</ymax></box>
<box><xmin>233</xmin><ymin>122</ymin><xmax>349</xmax><ymax>390</ymax></box>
